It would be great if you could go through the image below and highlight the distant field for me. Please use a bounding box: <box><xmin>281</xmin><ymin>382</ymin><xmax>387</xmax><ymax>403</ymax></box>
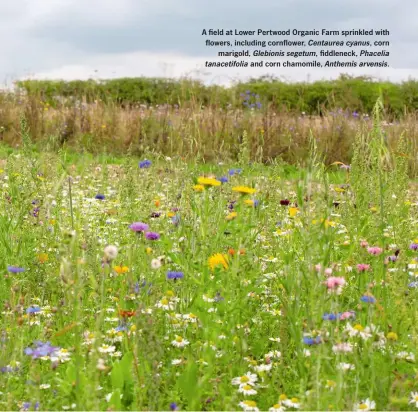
<box><xmin>0</xmin><ymin>105</ymin><xmax>418</xmax><ymax>410</ymax></box>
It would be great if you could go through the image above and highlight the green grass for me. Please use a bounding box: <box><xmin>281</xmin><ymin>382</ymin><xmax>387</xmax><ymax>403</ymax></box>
<box><xmin>0</xmin><ymin>103</ymin><xmax>417</xmax><ymax>411</ymax></box>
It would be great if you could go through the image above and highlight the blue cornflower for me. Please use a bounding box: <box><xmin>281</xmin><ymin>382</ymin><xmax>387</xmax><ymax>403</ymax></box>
<box><xmin>139</xmin><ymin>159</ymin><xmax>152</xmax><ymax>169</ymax></box>
<box><xmin>217</xmin><ymin>176</ymin><xmax>228</xmax><ymax>183</ymax></box>
<box><xmin>228</xmin><ymin>169</ymin><xmax>242</xmax><ymax>176</ymax></box>
<box><xmin>303</xmin><ymin>336</ymin><xmax>322</xmax><ymax>345</ymax></box>
<box><xmin>171</xmin><ymin>215</ymin><xmax>180</xmax><ymax>225</ymax></box>
<box><xmin>409</xmin><ymin>281</ymin><xmax>418</xmax><ymax>288</ymax></box>
<box><xmin>26</xmin><ymin>306</ymin><xmax>41</xmax><ymax>314</ymax></box>
<box><xmin>322</xmin><ymin>313</ymin><xmax>338</xmax><ymax>321</ymax></box>
<box><xmin>7</xmin><ymin>266</ymin><xmax>25</xmax><ymax>273</ymax></box>
<box><xmin>95</xmin><ymin>194</ymin><xmax>105</xmax><ymax>200</ymax></box>
<box><xmin>410</xmin><ymin>243</ymin><xmax>418</xmax><ymax>251</ymax></box>
<box><xmin>167</xmin><ymin>271</ymin><xmax>184</xmax><ymax>280</ymax></box>
<box><xmin>360</xmin><ymin>295</ymin><xmax>376</xmax><ymax>304</ymax></box>
<box><xmin>170</xmin><ymin>402</ymin><xmax>178</xmax><ymax>411</ymax></box>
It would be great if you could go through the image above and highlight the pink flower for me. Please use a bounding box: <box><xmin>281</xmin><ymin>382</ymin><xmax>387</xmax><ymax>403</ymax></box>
<box><xmin>315</xmin><ymin>264</ymin><xmax>322</xmax><ymax>272</ymax></box>
<box><xmin>367</xmin><ymin>246</ymin><xmax>383</xmax><ymax>255</ymax></box>
<box><xmin>339</xmin><ymin>311</ymin><xmax>356</xmax><ymax>320</ymax></box>
<box><xmin>360</xmin><ymin>240</ymin><xmax>369</xmax><ymax>248</ymax></box>
<box><xmin>326</xmin><ymin>277</ymin><xmax>346</xmax><ymax>289</ymax></box>
<box><xmin>324</xmin><ymin>268</ymin><xmax>333</xmax><ymax>276</ymax></box>
<box><xmin>357</xmin><ymin>264</ymin><xmax>370</xmax><ymax>272</ymax></box>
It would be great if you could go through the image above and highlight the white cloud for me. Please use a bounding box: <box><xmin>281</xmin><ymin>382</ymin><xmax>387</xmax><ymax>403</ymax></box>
<box><xmin>0</xmin><ymin>0</ymin><xmax>417</xmax><ymax>85</ymax></box>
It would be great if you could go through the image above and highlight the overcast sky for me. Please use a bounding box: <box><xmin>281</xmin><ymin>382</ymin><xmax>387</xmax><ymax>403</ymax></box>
<box><xmin>1</xmin><ymin>0</ymin><xmax>417</xmax><ymax>86</ymax></box>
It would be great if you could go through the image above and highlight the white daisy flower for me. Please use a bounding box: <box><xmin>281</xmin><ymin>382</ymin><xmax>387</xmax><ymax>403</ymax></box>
<box><xmin>238</xmin><ymin>384</ymin><xmax>258</xmax><ymax>396</ymax></box>
<box><xmin>239</xmin><ymin>400</ymin><xmax>259</xmax><ymax>411</ymax></box>
<box><xmin>353</xmin><ymin>398</ymin><xmax>376</xmax><ymax>411</ymax></box>
<box><xmin>409</xmin><ymin>392</ymin><xmax>418</xmax><ymax>408</ymax></box>
<box><xmin>232</xmin><ymin>372</ymin><xmax>258</xmax><ymax>386</ymax></box>
<box><xmin>171</xmin><ymin>336</ymin><xmax>190</xmax><ymax>348</ymax></box>
<box><xmin>98</xmin><ymin>344</ymin><xmax>116</xmax><ymax>354</ymax></box>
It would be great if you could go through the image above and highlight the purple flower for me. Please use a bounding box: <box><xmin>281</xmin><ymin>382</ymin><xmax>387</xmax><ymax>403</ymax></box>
<box><xmin>409</xmin><ymin>243</ymin><xmax>418</xmax><ymax>251</ymax></box>
<box><xmin>95</xmin><ymin>194</ymin><xmax>105</xmax><ymax>200</ymax></box>
<box><xmin>25</xmin><ymin>341</ymin><xmax>60</xmax><ymax>359</ymax></box>
<box><xmin>7</xmin><ymin>266</ymin><xmax>25</xmax><ymax>273</ymax></box>
<box><xmin>150</xmin><ymin>212</ymin><xmax>162</xmax><ymax>218</ymax></box>
<box><xmin>129</xmin><ymin>222</ymin><xmax>149</xmax><ymax>232</ymax></box>
<box><xmin>409</xmin><ymin>281</ymin><xmax>418</xmax><ymax>288</ymax></box>
<box><xmin>228</xmin><ymin>169</ymin><xmax>242</xmax><ymax>176</ymax></box>
<box><xmin>170</xmin><ymin>403</ymin><xmax>178</xmax><ymax>411</ymax></box>
<box><xmin>139</xmin><ymin>160</ymin><xmax>152</xmax><ymax>169</ymax></box>
<box><xmin>171</xmin><ymin>215</ymin><xmax>180</xmax><ymax>225</ymax></box>
<box><xmin>167</xmin><ymin>271</ymin><xmax>184</xmax><ymax>280</ymax></box>
<box><xmin>145</xmin><ymin>231</ymin><xmax>160</xmax><ymax>240</ymax></box>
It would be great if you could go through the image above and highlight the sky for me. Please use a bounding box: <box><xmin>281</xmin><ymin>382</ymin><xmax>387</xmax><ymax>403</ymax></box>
<box><xmin>1</xmin><ymin>0</ymin><xmax>418</xmax><ymax>87</ymax></box>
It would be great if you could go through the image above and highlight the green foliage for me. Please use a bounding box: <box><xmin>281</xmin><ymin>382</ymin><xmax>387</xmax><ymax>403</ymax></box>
<box><xmin>16</xmin><ymin>75</ymin><xmax>418</xmax><ymax>116</ymax></box>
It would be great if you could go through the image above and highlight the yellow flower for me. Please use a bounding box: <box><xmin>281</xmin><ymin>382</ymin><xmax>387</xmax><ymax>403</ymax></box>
<box><xmin>37</xmin><ymin>253</ymin><xmax>48</xmax><ymax>264</ymax></box>
<box><xmin>226</xmin><ymin>212</ymin><xmax>237</xmax><ymax>221</ymax></box>
<box><xmin>197</xmin><ymin>177</ymin><xmax>221</xmax><ymax>187</ymax></box>
<box><xmin>114</xmin><ymin>265</ymin><xmax>129</xmax><ymax>275</ymax></box>
<box><xmin>387</xmin><ymin>332</ymin><xmax>398</xmax><ymax>341</ymax></box>
<box><xmin>208</xmin><ymin>253</ymin><xmax>229</xmax><ymax>271</ymax></box>
<box><xmin>333</xmin><ymin>187</ymin><xmax>345</xmax><ymax>193</ymax></box>
<box><xmin>167</xmin><ymin>211</ymin><xmax>175</xmax><ymax>218</ymax></box>
<box><xmin>244</xmin><ymin>199</ymin><xmax>255</xmax><ymax>207</ymax></box>
<box><xmin>289</xmin><ymin>207</ymin><xmax>299</xmax><ymax>217</ymax></box>
<box><xmin>146</xmin><ymin>247</ymin><xmax>153</xmax><ymax>254</ymax></box>
<box><xmin>193</xmin><ymin>184</ymin><xmax>205</xmax><ymax>192</ymax></box>
<box><xmin>232</xmin><ymin>186</ymin><xmax>256</xmax><ymax>195</ymax></box>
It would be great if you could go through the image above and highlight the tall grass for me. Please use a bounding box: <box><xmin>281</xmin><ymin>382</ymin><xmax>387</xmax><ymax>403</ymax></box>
<box><xmin>1</xmin><ymin>91</ymin><xmax>418</xmax><ymax>175</ymax></box>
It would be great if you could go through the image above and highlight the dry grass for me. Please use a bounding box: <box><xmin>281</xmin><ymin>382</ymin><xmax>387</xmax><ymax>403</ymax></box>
<box><xmin>0</xmin><ymin>93</ymin><xmax>417</xmax><ymax>173</ymax></box>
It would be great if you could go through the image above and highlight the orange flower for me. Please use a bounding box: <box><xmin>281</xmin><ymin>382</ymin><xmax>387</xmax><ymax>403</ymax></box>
<box><xmin>155</xmin><ymin>199</ymin><xmax>161</xmax><ymax>207</ymax></box>
<box><xmin>119</xmin><ymin>310</ymin><xmax>136</xmax><ymax>318</ymax></box>
<box><xmin>228</xmin><ymin>248</ymin><xmax>236</xmax><ymax>256</ymax></box>
<box><xmin>114</xmin><ymin>265</ymin><xmax>129</xmax><ymax>274</ymax></box>
<box><xmin>37</xmin><ymin>253</ymin><xmax>48</xmax><ymax>264</ymax></box>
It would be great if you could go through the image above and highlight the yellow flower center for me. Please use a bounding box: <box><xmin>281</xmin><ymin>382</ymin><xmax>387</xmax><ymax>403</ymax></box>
<box><xmin>240</xmin><ymin>376</ymin><xmax>250</xmax><ymax>383</ymax></box>
<box><xmin>279</xmin><ymin>394</ymin><xmax>287</xmax><ymax>401</ymax></box>
<box><xmin>359</xmin><ymin>403</ymin><xmax>368</xmax><ymax>410</ymax></box>
<box><xmin>291</xmin><ymin>398</ymin><xmax>299</xmax><ymax>403</ymax></box>
<box><xmin>354</xmin><ymin>324</ymin><xmax>364</xmax><ymax>331</ymax></box>
<box><xmin>244</xmin><ymin>401</ymin><xmax>257</xmax><ymax>407</ymax></box>
<box><xmin>242</xmin><ymin>385</ymin><xmax>252</xmax><ymax>390</ymax></box>
<box><xmin>160</xmin><ymin>298</ymin><xmax>169</xmax><ymax>305</ymax></box>
<box><xmin>175</xmin><ymin>336</ymin><xmax>183</xmax><ymax>342</ymax></box>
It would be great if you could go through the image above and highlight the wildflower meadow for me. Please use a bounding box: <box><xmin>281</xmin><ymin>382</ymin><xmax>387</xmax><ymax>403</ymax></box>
<box><xmin>1</xmin><ymin>97</ymin><xmax>418</xmax><ymax>411</ymax></box>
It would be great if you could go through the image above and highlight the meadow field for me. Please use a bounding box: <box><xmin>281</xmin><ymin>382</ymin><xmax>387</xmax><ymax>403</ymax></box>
<box><xmin>1</xmin><ymin>89</ymin><xmax>418</xmax><ymax>411</ymax></box>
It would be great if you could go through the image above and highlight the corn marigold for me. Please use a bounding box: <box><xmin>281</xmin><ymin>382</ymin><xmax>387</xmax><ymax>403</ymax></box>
<box><xmin>197</xmin><ymin>177</ymin><xmax>221</xmax><ymax>187</ymax></box>
<box><xmin>232</xmin><ymin>186</ymin><xmax>257</xmax><ymax>195</ymax></box>
<box><xmin>208</xmin><ymin>253</ymin><xmax>229</xmax><ymax>270</ymax></box>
